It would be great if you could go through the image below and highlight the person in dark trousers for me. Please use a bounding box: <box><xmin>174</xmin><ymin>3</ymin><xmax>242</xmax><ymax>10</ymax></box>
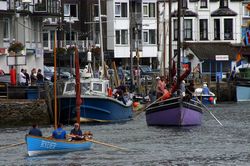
<box><xmin>37</xmin><ymin>69</ymin><xmax>44</xmax><ymax>85</ymax></box>
<box><xmin>52</xmin><ymin>123</ymin><xmax>66</xmax><ymax>139</ymax></box>
<box><xmin>28</xmin><ymin>124</ymin><xmax>42</xmax><ymax>137</ymax></box>
<box><xmin>70</xmin><ymin>123</ymin><xmax>83</xmax><ymax>140</ymax></box>
<box><xmin>24</xmin><ymin>69</ymin><xmax>30</xmax><ymax>86</ymax></box>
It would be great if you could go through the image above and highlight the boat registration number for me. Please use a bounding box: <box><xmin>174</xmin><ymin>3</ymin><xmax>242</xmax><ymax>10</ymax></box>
<box><xmin>40</xmin><ymin>140</ymin><xmax>56</xmax><ymax>149</ymax></box>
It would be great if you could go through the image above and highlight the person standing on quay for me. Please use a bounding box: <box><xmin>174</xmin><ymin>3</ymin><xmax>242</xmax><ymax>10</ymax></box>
<box><xmin>19</xmin><ymin>69</ymin><xmax>26</xmax><ymax>86</ymax></box>
<box><xmin>37</xmin><ymin>69</ymin><xmax>44</xmax><ymax>85</ymax></box>
<box><xmin>30</xmin><ymin>68</ymin><xmax>37</xmax><ymax>86</ymax></box>
<box><xmin>24</xmin><ymin>69</ymin><xmax>30</xmax><ymax>86</ymax></box>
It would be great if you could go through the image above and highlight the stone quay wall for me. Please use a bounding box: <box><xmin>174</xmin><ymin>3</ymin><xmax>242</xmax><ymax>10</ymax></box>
<box><xmin>0</xmin><ymin>99</ymin><xmax>51</xmax><ymax>127</ymax></box>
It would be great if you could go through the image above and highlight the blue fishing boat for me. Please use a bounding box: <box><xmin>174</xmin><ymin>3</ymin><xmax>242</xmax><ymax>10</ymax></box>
<box><xmin>57</xmin><ymin>78</ymin><xmax>133</xmax><ymax>123</ymax></box>
<box><xmin>25</xmin><ymin>135</ymin><xmax>92</xmax><ymax>157</ymax></box>
<box><xmin>193</xmin><ymin>88</ymin><xmax>216</xmax><ymax>105</ymax></box>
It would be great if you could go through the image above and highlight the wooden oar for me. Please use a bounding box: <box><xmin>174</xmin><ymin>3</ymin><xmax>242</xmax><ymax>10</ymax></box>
<box><xmin>195</xmin><ymin>96</ymin><xmax>223</xmax><ymax>126</ymax></box>
<box><xmin>187</xmin><ymin>88</ymin><xmax>223</xmax><ymax>126</ymax></box>
<box><xmin>68</xmin><ymin>134</ymin><xmax>128</xmax><ymax>151</ymax></box>
<box><xmin>133</xmin><ymin>96</ymin><xmax>163</xmax><ymax>120</ymax></box>
<box><xmin>0</xmin><ymin>142</ymin><xmax>25</xmax><ymax>151</ymax></box>
<box><xmin>87</xmin><ymin>139</ymin><xmax>128</xmax><ymax>151</ymax></box>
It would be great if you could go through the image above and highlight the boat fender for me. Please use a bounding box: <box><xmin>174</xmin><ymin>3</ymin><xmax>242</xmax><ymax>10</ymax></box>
<box><xmin>107</xmin><ymin>88</ymin><xmax>112</xmax><ymax>97</ymax></box>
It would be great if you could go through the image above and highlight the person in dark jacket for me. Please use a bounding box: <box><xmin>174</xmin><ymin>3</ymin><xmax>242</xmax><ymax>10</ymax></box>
<box><xmin>37</xmin><ymin>69</ymin><xmax>44</xmax><ymax>85</ymax></box>
<box><xmin>28</xmin><ymin>124</ymin><xmax>42</xmax><ymax>137</ymax></box>
<box><xmin>70</xmin><ymin>123</ymin><xmax>83</xmax><ymax>140</ymax></box>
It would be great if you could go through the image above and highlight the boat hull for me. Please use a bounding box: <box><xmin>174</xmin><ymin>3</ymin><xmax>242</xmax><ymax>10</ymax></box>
<box><xmin>145</xmin><ymin>97</ymin><xmax>203</xmax><ymax>126</ymax></box>
<box><xmin>236</xmin><ymin>84</ymin><xmax>250</xmax><ymax>102</ymax></box>
<box><xmin>57</xmin><ymin>96</ymin><xmax>133</xmax><ymax>123</ymax></box>
<box><xmin>26</xmin><ymin>135</ymin><xmax>92</xmax><ymax>157</ymax></box>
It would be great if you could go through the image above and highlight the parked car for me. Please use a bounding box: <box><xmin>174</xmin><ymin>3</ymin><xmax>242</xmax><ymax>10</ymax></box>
<box><xmin>44</xmin><ymin>66</ymin><xmax>72</xmax><ymax>81</ymax></box>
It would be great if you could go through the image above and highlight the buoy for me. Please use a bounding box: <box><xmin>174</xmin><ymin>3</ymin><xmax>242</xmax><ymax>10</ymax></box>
<box><xmin>209</xmin><ymin>97</ymin><xmax>214</xmax><ymax>103</ymax></box>
<box><xmin>107</xmin><ymin>88</ymin><xmax>112</xmax><ymax>97</ymax></box>
<box><xmin>133</xmin><ymin>102</ymin><xmax>139</xmax><ymax>108</ymax></box>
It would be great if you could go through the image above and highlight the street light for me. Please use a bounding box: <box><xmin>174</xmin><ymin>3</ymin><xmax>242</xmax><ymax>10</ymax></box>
<box><xmin>66</xmin><ymin>16</ymin><xmax>74</xmax><ymax>74</ymax></box>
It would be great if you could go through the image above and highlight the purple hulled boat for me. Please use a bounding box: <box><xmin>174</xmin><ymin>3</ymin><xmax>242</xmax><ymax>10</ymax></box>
<box><xmin>145</xmin><ymin>97</ymin><xmax>203</xmax><ymax>126</ymax></box>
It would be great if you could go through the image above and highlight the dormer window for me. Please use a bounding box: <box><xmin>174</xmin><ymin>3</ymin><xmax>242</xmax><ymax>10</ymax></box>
<box><xmin>182</xmin><ymin>0</ymin><xmax>188</xmax><ymax>9</ymax></box>
<box><xmin>220</xmin><ymin>0</ymin><xmax>228</xmax><ymax>8</ymax></box>
<box><xmin>200</xmin><ymin>0</ymin><xmax>208</xmax><ymax>8</ymax></box>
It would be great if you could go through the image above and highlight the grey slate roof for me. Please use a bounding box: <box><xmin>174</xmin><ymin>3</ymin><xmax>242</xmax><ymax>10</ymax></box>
<box><xmin>186</xmin><ymin>42</ymin><xmax>237</xmax><ymax>60</ymax></box>
<box><xmin>211</xmin><ymin>8</ymin><xmax>237</xmax><ymax>16</ymax></box>
<box><xmin>171</xmin><ymin>10</ymin><xmax>198</xmax><ymax>17</ymax></box>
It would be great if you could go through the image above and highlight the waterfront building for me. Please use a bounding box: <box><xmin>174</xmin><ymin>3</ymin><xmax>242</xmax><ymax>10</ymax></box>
<box><xmin>158</xmin><ymin>0</ymin><xmax>244</xmax><ymax>82</ymax></box>
<box><xmin>0</xmin><ymin>0</ymin><xmax>60</xmax><ymax>75</ymax></box>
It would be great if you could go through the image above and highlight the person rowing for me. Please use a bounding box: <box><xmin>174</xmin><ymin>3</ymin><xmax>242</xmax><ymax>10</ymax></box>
<box><xmin>69</xmin><ymin>123</ymin><xmax>93</xmax><ymax>141</ymax></box>
<box><xmin>70</xmin><ymin>123</ymin><xmax>83</xmax><ymax>140</ymax></box>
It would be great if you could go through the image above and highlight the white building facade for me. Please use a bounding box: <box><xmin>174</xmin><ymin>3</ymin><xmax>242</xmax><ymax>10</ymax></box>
<box><xmin>158</xmin><ymin>0</ymin><xmax>244</xmax><ymax>81</ymax></box>
<box><xmin>106</xmin><ymin>0</ymin><xmax>158</xmax><ymax>68</ymax></box>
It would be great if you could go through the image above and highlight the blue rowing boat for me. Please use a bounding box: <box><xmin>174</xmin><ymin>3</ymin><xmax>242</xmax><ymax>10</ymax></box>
<box><xmin>25</xmin><ymin>135</ymin><xmax>92</xmax><ymax>156</ymax></box>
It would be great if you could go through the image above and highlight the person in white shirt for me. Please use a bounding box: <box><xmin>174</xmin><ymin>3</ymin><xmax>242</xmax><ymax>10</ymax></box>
<box><xmin>19</xmin><ymin>69</ymin><xmax>26</xmax><ymax>86</ymax></box>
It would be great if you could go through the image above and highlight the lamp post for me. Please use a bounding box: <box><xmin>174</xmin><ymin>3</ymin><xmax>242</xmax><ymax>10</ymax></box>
<box><xmin>68</xmin><ymin>16</ymin><xmax>74</xmax><ymax>74</ymax></box>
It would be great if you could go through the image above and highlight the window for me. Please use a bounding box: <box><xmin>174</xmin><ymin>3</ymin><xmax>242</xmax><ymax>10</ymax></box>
<box><xmin>143</xmin><ymin>31</ymin><xmax>148</xmax><ymax>43</ymax></box>
<box><xmin>224</xmin><ymin>19</ymin><xmax>233</xmax><ymax>40</ymax></box>
<box><xmin>149</xmin><ymin>30</ymin><xmax>156</xmax><ymax>44</ymax></box>
<box><xmin>93</xmin><ymin>4</ymin><xmax>98</xmax><ymax>17</ymax></box>
<box><xmin>143</xmin><ymin>30</ymin><xmax>156</xmax><ymax>44</ymax></box>
<box><xmin>64</xmin><ymin>4</ymin><xmax>78</xmax><ymax>18</ymax></box>
<box><xmin>43</xmin><ymin>32</ymin><xmax>48</xmax><ymax>48</ymax></box>
<box><xmin>182</xmin><ymin>0</ymin><xmax>188</xmax><ymax>9</ymax></box>
<box><xmin>66</xmin><ymin>31</ymin><xmax>75</xmax><ymax>45</ymax></box>
<box><xmin>173</xmin><ymin>19</ymin><xmax>178</xmax><ymax>40</ymax></box>
<box><xmin>115</xmin><ymin>2</ymin><xmax>127</xmax><ymax>17</ymax></box>
<box><xmin>220</xmin><ymin>0</ymin><xmax>228</xmax><ymax>8</ymax></box>
<box><xmin>115</xmin><ymin>30</ymin><xmax>128</xmax><ymax>44</ymax></box>
<box><xmin>184</xmin><ymin>19</ymin><xmax>192</xmax><ymax>40</ymax></box>
<box><xmin>143</xmin><ymin>3</ymin><xmax>155</xmax><ymax>17</ymax></box>
<box><xmin>93</xmin><ymin>83</ymin><xmax>102</xmax><ymax>92</ymax></box>
<box><xmin>3</xmin><ymin>18</ymin><xmax>9</xmax><ymax>40</ymax></box>
<box><xmin>214</xmin><ymin>19</ymin><xmax>220</xmax><ymax>40</ymax></box>
<box><xmin>116</xmin><ymin>31</ymin><xmax>120</xmax><ymax>44</ymax></box>
<box><xmin>200</xmin><ymin>0</ymin><xmax>207</xmax><ymax>8</ymax></box>
<box><xmin>121</xmin><ymin>30</ymin><xmax>128</xmax><ymax>44</ymax></box>
<box><xmin>200</xmin><ymin>19</ymin><xmax>208</xmax><ymax>40</ymax></box>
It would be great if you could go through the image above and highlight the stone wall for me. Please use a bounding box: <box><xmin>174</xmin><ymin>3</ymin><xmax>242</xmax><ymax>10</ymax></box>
<box><xmin>0</xmin><ymin>99</ymin><xmax>51</xmax><ymax>127</ymax></box>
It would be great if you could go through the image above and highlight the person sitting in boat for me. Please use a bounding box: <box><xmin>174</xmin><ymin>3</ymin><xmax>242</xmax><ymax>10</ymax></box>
<box><xmin>113</xmin><ymin>85</ymin><xmax>127</xmax><ymax>104</ymax></box>
<box><xmin>52</xmin><ymin>123</ymin><xmax>66</xmax><ymax>139</ymax></box>
<box><xmin>180</xmin><ymin>80</ymin><xmax>186</xmax><ymax>96</ymax></box>
<box><xmin>28</xmin><ymin>124</ymin><xmax>42</xmax><ymax>137</ymax></box>
<box><xmin>156</xmin><ymin>76</ymin><xmax>166</xmax><ymax>99</ymax></box>
<box><xmin>202</xmin><ymin>83</ymin><xmax>210</xmax><ymax>95</ymax></box>
<box><xmin>70</xmin><ymin>123</ymin><xmax>83</xmax><ymax>141</ymax></box>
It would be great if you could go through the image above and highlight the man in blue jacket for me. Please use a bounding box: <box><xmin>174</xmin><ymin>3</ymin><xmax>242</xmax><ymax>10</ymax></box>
<box><xmin>29</xmin><ymin>124</ymin><xmax>42</xmax><ymax>137</ymax></box>
<box><xmin>52</xmin><ymin>123</ymin><xmax>66</xmax><ymax>139</ymax></box>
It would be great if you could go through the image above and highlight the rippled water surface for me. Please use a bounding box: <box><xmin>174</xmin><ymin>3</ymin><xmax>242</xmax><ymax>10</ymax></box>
<box><xmin>0</xmin><ymin>102</ymin><xmax>250</xmax><ymax>166</ymax></box>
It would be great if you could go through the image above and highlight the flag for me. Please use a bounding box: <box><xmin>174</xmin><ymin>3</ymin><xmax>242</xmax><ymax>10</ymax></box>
<box><xmin>236</xmin><ymin>53</ymin><xmax>242</xmax><ymax>67</ymax></box>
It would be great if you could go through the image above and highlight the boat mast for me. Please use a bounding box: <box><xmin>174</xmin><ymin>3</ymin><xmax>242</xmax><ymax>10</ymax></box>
<box><xmin>163</xmin><ymin>0</ymin><xmax>166</xmax><ymax>77</ymax></box>
<box><xmin>75</xmin><ymin>47</ymin><xmax>82</xmax><ymax>124</ymax></box>
<box><xmin>53</xmin><ymin>31</ymin><xmax>57</xmax><ymax>129</ymax></box>
<box><xmin>168</xmin><ymin>0</ymin><xmax>172</xmax><ymax>84</ymax></box>
<box><xmin>98</xmin><ymin>0</ymin><xmax>104</xmax><ymax>78</ymax></box>
<box><xmin>177</xmin><ymin>0</ymin><xmax>182</xmax><ymax>95</ymax></box>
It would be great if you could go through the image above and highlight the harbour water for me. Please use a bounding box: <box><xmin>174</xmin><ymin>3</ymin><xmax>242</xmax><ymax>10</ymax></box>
<box><xmin>0</xmin><ymin>102</ymin><xmax>249</xmax><ymax>166</ymax></box>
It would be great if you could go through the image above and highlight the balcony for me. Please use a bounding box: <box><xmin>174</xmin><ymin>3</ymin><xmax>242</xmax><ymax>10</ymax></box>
<box><xmin>33</xmin><ymin>0</ymin><xmax>60</xmax><ymax>16</ymax></box>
